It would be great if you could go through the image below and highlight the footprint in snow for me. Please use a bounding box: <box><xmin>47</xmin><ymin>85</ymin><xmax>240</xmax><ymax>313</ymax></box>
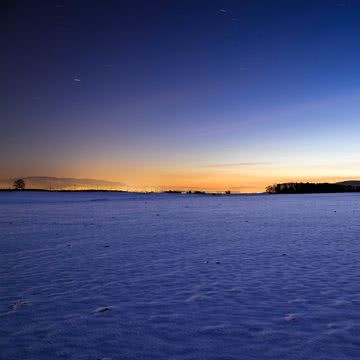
<box><xmin>333</xmin><ymin>299</ymin><xmax>351</xmax><ymax>307</ymax></box>
<box><xmin>10</xmin><ymin>299</ymin><xmax>30</xmax><ymax>311</ymax></box>
<box><xmin>285</xmin><ymin>313</ymin><xmax>298</xmax><ymax>321</ymax></box>
<box><xmin>185</xmin><ymin>294</ymin><xmax>209</xmax><ymax>303</ymax></box>
<box><xmin>94</xmin><ymin>306</ymin><xmax>112</xmax><ymax>313</ymax></box>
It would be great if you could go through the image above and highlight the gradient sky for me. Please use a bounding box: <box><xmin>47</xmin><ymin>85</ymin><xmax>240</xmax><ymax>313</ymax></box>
<box><xmin>2</xmin><ymin>0</ymin><xmax>360</xmax><ymax>192</ymax></box>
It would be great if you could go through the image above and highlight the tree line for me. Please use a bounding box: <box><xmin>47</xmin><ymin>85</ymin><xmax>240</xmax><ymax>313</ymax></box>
<box><xmin>266</xmin><ymin>182</ymin><xmax>360</xmax><ymax>194</ymax></box>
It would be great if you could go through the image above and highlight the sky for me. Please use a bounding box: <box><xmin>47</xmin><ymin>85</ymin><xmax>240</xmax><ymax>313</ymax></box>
<box><xmin>2</xmin><ymin>0</ymin><xmax>360</xmax><ymax>192</ymax></box>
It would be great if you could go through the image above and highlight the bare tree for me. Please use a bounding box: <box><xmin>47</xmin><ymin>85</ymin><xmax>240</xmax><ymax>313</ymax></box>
<box><xmin>13</xmin><ymin>178</ymin><xmax>25</xmax><ymax>190</ymax></box>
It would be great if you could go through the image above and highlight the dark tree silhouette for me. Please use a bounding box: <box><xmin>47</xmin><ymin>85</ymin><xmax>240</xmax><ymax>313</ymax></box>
<box><xmin>13</xmin><ymin>178</ymin><xmax>25</xmax><ymax>190</ymax></box>
<box><xmin>266</xmin><ymin>182</ymin><xmax>360</xmax><ymax>194</ymax></box>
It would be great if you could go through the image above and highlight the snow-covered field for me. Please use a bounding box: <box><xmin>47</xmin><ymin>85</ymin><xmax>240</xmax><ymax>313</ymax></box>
<box><xmin>1</xmin><ymin>192</ymin><xmax>360</xmax><ymax>360</ymax></box>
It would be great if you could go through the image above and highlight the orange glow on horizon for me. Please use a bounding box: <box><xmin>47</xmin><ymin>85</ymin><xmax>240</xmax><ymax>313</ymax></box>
<box><xmin>2</xmin><ymin>161</ymin><xmax>358</xmax><ymax>193</ymax></box>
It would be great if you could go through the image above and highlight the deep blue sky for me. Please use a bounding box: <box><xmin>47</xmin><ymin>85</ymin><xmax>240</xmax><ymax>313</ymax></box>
<box><xmin>2</xmin><ymin>0</ymin><xmax>360</xmax><ymax>191</ymax></box>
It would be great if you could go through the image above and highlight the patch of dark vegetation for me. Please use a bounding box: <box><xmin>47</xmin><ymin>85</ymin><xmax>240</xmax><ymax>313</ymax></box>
<box><xmin>266</xmin><ymin>182</ymin><xmax>360</xmax><ymax>194</ymax></box>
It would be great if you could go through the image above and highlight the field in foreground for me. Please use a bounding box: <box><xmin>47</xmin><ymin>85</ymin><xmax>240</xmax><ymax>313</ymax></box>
<box><xmin>1</xmin><ymin>192</ymin><xmax>360</xmax><ymax>360</ymax></box>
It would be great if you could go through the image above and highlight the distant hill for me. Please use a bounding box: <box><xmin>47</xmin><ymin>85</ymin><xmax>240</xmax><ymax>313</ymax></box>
<box><xmin>0</xmin><ymin>176</ymin><xmax>126</xmax><ymax>190</ymax></box>
<box><xmin>336</xmin><ymin>180</ymin><xmax>360</xmax><ymax>187</ymax></box>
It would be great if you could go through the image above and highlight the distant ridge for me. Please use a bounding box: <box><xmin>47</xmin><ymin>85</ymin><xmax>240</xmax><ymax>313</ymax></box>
<box><xmin>336</xmin><ymin>180</ymin><xmax>360</xmax><ymax>187</ymax></box>
<box><xmin>0</xmin><ymin>176</ymin><xmax>126</xmax><ymax>190</ymax></box>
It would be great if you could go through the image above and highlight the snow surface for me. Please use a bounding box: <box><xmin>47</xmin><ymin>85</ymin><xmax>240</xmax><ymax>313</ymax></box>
<box><xmin>1</xmin><ymin>192</ymin><xmax>360</xmax><ymax>360</ymax></box>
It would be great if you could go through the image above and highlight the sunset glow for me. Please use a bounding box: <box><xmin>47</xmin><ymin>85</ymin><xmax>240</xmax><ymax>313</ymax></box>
<box><xmin>2</xmin><ymin>1</ymin><xmax>360</xmax><ymax>191</ymax></box>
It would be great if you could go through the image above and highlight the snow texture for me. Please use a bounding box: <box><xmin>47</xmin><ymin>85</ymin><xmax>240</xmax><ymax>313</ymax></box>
<box><xmin>1</xmin><ymin>192</ymin><xmax>360</xmax><ymax>359</ymax></box>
